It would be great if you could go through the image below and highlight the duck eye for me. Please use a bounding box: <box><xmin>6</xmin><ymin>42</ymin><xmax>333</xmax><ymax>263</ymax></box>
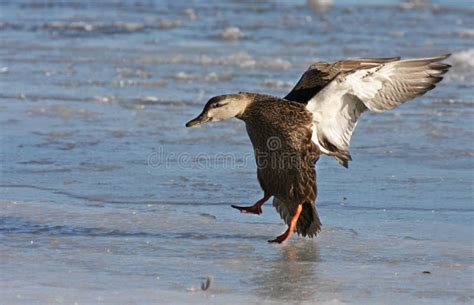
<box><xmin>212</xmin><ymin>103</ymin><xmax>227</xmax><ymax>109</ymax></box>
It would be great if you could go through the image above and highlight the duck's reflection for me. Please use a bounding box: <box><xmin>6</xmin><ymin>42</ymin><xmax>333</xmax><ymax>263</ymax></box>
<box><xmin>253</xmin><ymin>240</ymin><xmax>320</xmax><ymax>302</ymax></box>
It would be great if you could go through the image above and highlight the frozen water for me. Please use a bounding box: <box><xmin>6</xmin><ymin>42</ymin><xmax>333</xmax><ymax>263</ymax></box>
<box><xmin>0</xmin><ymin>0</ymin><xmax>473</xmax><ymax>304</ymax></box>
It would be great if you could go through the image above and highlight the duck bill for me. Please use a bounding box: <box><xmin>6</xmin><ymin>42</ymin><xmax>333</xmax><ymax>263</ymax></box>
<box><xmin>185</xmin><ymin>114</ymin><xmax>209</xmax><ymax>128</ymax></box>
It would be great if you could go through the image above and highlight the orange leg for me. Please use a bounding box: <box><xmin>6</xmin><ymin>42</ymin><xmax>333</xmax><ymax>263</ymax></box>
<box><xmin>231</xmin><ymin>195</ymin><xmax>270</xmax><ymax>215</ymax></box>
<box><xmin>268</xmin><ymin>203</ymin><xmax>303</xmax><ymax>244</ymax></box>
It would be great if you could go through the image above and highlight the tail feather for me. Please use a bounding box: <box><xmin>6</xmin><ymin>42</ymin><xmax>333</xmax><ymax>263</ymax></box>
<box><xmin>273</xmin><ymin>197</ymin><xmax>322</xmax><ymax>238</ymax></box>
<box><xmin>298</xmin><ymin>203</ymin><xmax>322</xmax><ymax>237</ymax></box>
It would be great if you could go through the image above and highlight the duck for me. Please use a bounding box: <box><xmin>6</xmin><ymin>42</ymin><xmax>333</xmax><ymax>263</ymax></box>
<box><xmin>185</xmin><ymin>54</ymin><xmax>451</xmax><ymax>243</ymax></box>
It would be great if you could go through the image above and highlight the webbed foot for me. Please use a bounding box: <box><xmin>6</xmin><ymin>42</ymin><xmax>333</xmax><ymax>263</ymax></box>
<box><xmin>231</xmin><ymin>204</ymin><xmax>263</xmax><ymax>215</ymax></box>
<box><xmin>231</xmin><ymin>195</ymin><xmax>270</xmax><ymax>215</ymax></box>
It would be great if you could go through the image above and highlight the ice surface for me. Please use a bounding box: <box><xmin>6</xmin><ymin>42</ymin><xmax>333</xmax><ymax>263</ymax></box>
<box><xmin>0</xmin><ymin>0</ymin><xmax>473</xmax><ymax>304</ymax></box>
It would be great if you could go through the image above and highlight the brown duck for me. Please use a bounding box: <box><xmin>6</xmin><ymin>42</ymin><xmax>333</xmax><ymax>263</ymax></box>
<box><xmin>185</xmin><ymin>55</ymin><xmax>450</xmax><ymax>243</ymax></box>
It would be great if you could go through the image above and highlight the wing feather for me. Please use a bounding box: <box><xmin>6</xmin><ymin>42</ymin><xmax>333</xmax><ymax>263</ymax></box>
<box><xmin>284</xmin><ymin>57</ymin><xmax>401</xmax><ymax>104</ymax></box>
<box><xmin>306</xmin><ymin>54</ymin><xmax>451</xmax><ymax>167</ymax></box>
<box><xmin>348</xmin><ymin>55</ymin><xmax>451</xmax><ymax>112</ymax></box>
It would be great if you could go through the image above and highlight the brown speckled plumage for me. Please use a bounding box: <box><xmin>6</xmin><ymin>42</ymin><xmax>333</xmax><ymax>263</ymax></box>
<box><xmin>238</xmin><ymin>93</ymin><xmax>322</xmax><ymax>237</ymax></box>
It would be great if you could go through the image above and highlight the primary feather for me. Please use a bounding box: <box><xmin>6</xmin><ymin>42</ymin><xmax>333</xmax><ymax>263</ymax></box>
<box><xmin>285</xmin><ymin>57</ymin><xmax>401</xmax><ymax>104</ymax></box>
<box><xmin>302</xmin><ymin>54</ymin><xmax>451</xmax><ymax>167</ymax></box>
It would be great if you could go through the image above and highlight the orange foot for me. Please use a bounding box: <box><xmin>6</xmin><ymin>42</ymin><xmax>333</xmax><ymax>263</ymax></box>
<box><xmin>231</xmin><ymin>204</ymin><xmax>263</xmax><ymax>215</ymax></box>
<box><xmin>231</xmin><ymin>195</ymin><xmax>270</xmax><ymax>215</ymax></box>
<box><xmin>268</xmin><ymin>228</ymin><xmax>292</xmax><ymax>243</ymax></box>
<box><xmin>268</xmin><ymin>203</ymin><xmax>303</xmax><ymax>244</ymax></box>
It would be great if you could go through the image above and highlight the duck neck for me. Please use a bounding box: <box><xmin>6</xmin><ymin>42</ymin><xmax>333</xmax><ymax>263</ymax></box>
<box><xmin>236</xmin><ymin>92</ymin><xmax>268</xmax><ymax>121</ymax></box>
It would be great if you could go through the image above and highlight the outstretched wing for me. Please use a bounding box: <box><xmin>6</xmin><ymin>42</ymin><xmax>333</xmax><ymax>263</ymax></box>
<box><xmin>306</xmin><ymin>54</ymin><xmax>451</xmax><ymax>167</ymax></box>
<box><xmin>284</xmin><ymin>57</ymin><xmax>401</xmax><ymax>104</ymax></box>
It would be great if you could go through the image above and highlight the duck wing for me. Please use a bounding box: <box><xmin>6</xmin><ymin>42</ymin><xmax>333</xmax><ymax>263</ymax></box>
<box><xmin>284</xmin><ymin>57</ymin><xmax>401</xmax><ymax>104</ymax></box>
<box><xmin>305</xmin><ymin>54</ymin><xmax>451</xmax><ymax>167</ymax></box>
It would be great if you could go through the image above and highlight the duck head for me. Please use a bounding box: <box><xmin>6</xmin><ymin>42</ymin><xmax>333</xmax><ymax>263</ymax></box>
<box><xmin>185</xmin><ymin>93</ymin><xmax>250</xmax><ymax>127</ymax></box>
